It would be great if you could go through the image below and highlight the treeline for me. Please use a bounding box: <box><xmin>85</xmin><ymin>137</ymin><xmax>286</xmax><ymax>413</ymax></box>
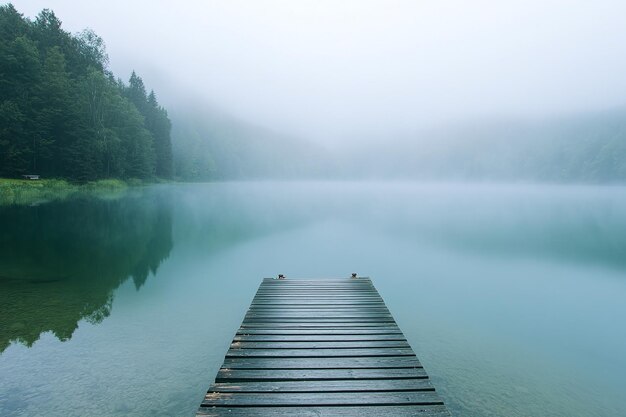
<box><xmin>171</xmin><ymin>103</ymin><xmax>333</xmax><ymax>180</ymax></box>
<box><xmin>341</xmin><ymin>108</ymin><xmax>626</xmax><ymax>183</ymax></box>
<box><xmin>0</xmin><ymin>4</ymin><xmax>172</xmax><ymax>181</ymax></box>
<box><xmin>171</xmin><ymin>98</ymin><xmax>626</xmax><ymax>183</ymax></box>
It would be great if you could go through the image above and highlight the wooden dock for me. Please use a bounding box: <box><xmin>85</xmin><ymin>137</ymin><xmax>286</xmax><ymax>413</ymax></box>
<box><xmin>197</xmin><ymin>277</ymin><xmax>451</xmax><ymax>416</ymax></box>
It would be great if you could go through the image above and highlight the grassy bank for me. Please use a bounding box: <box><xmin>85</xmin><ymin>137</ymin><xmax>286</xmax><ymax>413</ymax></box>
<box><xmin>0</xmin><ymin>178</ymin><xmax>132</xmax><ymax>206</ymax></box>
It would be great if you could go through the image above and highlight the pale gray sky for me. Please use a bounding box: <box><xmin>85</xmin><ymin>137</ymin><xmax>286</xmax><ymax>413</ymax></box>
<box><xmin>12</xmin><ymin>0</ymin><xmax>626</xmax><ymax>144</ymax></box>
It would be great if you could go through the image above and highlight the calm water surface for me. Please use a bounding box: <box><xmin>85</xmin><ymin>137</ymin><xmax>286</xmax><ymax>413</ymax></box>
<box><xmin>1</xmin><ymin>182</ymin><xmax>625</xmax><ymax>417</ymax></box>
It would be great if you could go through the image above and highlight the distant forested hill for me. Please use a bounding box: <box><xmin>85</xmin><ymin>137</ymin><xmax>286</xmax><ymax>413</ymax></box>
<box><xmin>171</xmin><ymin>105</ymin><xmax>334</xmax><ymax>180</ymax></box>
<box><xmin>0</xmin><ymin>4</ymin><xmax>172</xmax><ymax>181</ymax></box>
<box><xmin>172</xmin><ymin>104</ymin><xmax>626</xmax><ymax>182</ymax></box>
<box><xmin>341</xmin><ymin>108</ymin><xmax>626</xmax><ymax>183</ymax></box>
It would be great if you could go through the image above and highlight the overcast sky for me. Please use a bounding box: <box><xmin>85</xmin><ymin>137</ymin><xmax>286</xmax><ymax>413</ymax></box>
<box><xmin>12</xmin><ymin>0</ymin><xmax>626</xmax><ymax>144</ymax></box>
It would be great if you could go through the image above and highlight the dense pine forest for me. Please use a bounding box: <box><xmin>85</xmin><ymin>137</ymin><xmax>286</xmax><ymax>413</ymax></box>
<box><xmin>0</xmin><ymin>4</ymin><xmax>172</xmax><ymax>181</ymax></box>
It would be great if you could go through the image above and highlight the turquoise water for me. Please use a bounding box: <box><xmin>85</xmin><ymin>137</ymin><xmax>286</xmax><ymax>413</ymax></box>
<box><xmin>1</xmin><ymin>182</ymin><xmax>625</xmax><ymax>416</ymax></box>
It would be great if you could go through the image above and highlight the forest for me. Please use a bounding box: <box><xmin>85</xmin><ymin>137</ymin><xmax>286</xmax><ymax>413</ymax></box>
<box><xmin>340</xmin><ymin>107</ymin><xmax>626</xmax><ymax>183</ymax></box>
<box><xmin>0</xmin><ymin>4</ymin><xmax>172</xmax><ymax>181</ymax></box>
<box><xmin>170</xmin><ymin>102</ymin><xmax>333</xmax><ymax>180</ymax></box>
<box><xmin>2</xmin><ymin>3</ymin><xmax>626</xmax><ymax>184</ymax></box>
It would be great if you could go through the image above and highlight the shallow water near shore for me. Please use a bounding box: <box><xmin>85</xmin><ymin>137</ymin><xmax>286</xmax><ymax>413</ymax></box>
<box><xmin>1</xmin><ymin>181</ymin><xmax>625</xmax><ymax>417</ymax></box>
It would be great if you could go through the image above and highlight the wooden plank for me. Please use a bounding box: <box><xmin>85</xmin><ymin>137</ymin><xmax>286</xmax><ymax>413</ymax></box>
<box><xmin>254</xmin><ymin>294</ymin><xmax>380</xmax><ymax>297</ymax></box>
<box><xmin>208</xmin><ymin>378</ymin><xmax>433</xmax><ymax>393</ymax></box>
<box><xmin>252</xmin><ymin>297</ymin><xmax>381</xmax><ymax>300</ymax></box>
<box><xmin>254</xmin><ymin>293</ymin><xmax>379</xmax><ymax>296</ymax></box>
<box><xmin>240</xmin><ymin>317</ymin><xmax>396</xmax><ymax>325</ymax></box>
<box><xmin>215</xmin><ymin>368</ymin><xmax>428</xmax><ymax>382</ymax></box>
<box><xmin>197</xmin><ymin>405</ymin><xmax>451</xmax><ymax>417</ymax></box>
<box><xmin>256</xmin><ymin>289</ymin><xmax>378</xmax><ymax>293</ymax></box>
<box><xmin>258</xmin><ymin>285</ymin><xmax>373</xmax><ymax>288</ymax></box>
<box><xmin>257</xmin><ymin>288</ymin><xmax>376</xmax><ymax>290</ymax></box>
<box><xmin>225</xmin><ymin>347</ymin><xmax>416</xmax><ymax>358</ymax></box>
<box><xmin>261</xmin><ymin>279</ymin><xmax>372</xmax><ymax>282</ymax></box>
<box><xmin>249</xmin><ymin>304</ymin><xmax>387</xmax><ymax>308</ymax></box>
<box><xmin>221</xmin><ymin>357</ymin><xmax>422</xmax><ymax>369</ymax></box>
<box><xmin>239</xmin><ymin>323</ymin><xmax>399</xmax><ymax>328</ymax></box>
<box><xmin>247</xmin><ymin>306</ymin><xmax>391</xmax><ymax>310</ymax></box>
<box><xmin>249</xmin><ymin>304</ymin><xmax>387</xmax><ymax>310</ymax></box>
<box><xmin>231</xmin><ymin>341</ymin><xmax>410</xmax><ymax>349</ymax></box>
<box><xmin>253</xmin><ymin>298</ymin><xmax>382</xmax><ymax>300</ymax></box>
<box><xmin>244</xmin><ymin>320</ymin><xmax>397</xmax><ymax>324</ymax></box>
<box><xmin>259</xmin><ymin>282</ymin><xmax>374</xmax><ymax>285</ymax></box>
<box><xmin>250</xmin><ymin>305</ymin><xmax>387</xmax><ymax>308</ymax></box>
<box><xmin>247</xmin><ymin>310</ymin><xmax>390</xmax><ymax>314</ymax></box>
<box><xmin>202</xmin><ymin>391</ymin><xmax>443</xmax><ymax>406</ymax></box>
<box><xmin>260</xmin><ymin>280</ymin><xmax>372</xmax><ymax>283</ymax></box>
<box><xmin>246</xmin><ymin>310</ymin><xmax>392</xmax><ymax>320</ymax></box>
<box><xmin>256</xmin><ymin>287</ymin><xmax>376</xmax><ymax>290</ymax></box>
<box><xmin>257</xmin><ymin>290</ymin><xmax>378</xmax><ymax>292</ymax></box>
<box><xmin>248</xmin><ymin>308</ymin><xmax>388</xmax><ymax>311</ymax></box>
<box><xmin>256</xmin><ymin>286</ymin><xmax>377</xmax><ymax>289</ymax></box>
<box><xmin>236</xmin><ymin>328</ymin><xmax>404</xmax><ymax>335</ymax></box>
<box><xmin>251</xmin><ymin>300</ymin><xmax>385</xmax><ymax>303</ymax></box>
<box><xmin>254</xmin><ymin>290</ymin><xmax>380</xmax><ymax>293</ymax></box>
<box><xmin>251</xmin><ymin>300</ymin><xmax>384</xmax><ymax>304</ymax></box>
<box><xmin>252</xmin><ymin>295</ymin><xmax>382</xmax><ymax>298</ymax></box>
<box><xmin>232</xmin><ymin>334</ymin><xmax>407</xmax><ymax>341</ymax></box>
<box><xmin>245</xmin><ymin>316</ymin><xmax>395</xmax><ymax>320</ymax></box>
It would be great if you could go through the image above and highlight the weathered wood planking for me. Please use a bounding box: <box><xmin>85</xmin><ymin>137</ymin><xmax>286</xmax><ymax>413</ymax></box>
<box><xmin>196</xmin><ymin>277</ymin><xmax>451</xmax><ymax>416</ymax></box>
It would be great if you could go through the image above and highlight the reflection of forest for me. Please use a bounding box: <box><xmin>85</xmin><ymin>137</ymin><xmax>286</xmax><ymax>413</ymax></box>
<box><xmin>0</xmin><ymin>194</ymin><xmax>173</xmax><ymax>352</ymax></box>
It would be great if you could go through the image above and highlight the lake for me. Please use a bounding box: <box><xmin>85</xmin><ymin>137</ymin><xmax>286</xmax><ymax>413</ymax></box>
<box><xmin>1</xmin><ymin>181</ymin><xmax>625</xmax><ymax>417</ymax></box>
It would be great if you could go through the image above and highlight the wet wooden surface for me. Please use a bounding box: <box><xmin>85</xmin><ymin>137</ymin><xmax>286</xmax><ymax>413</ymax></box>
<box><xmin>196</xmin><ymin>277</ymin><xmax>451</xmax><ymax>416</ymax></box>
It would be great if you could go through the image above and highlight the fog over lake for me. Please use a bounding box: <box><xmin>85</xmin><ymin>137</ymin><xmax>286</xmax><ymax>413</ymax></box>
<box><xmin>1</xmin><ymin>183</ymin><xmax>626</xmax><ymax>417</ymax></box>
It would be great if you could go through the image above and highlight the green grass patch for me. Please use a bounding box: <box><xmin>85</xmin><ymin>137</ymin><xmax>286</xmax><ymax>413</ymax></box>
<box><xmin>0</xmin><ymin>178</ymin><xmax>136</xmax><ymax>206</ymax></box>
<box><xmin>84</xmin><ymin>179</ymin><xmax>128</xmax><ymax>189</ymax></box>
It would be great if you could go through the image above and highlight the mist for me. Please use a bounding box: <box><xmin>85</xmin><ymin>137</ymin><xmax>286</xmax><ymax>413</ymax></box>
<box><xmin>4</xmin><ymin>3</ymin><xmax>626</xmax><ymax>417</ymax></box>
<box><xmin>12</xmin><ymin>0</ymin><xmax>626</xmax><ymax>181</ymax></box>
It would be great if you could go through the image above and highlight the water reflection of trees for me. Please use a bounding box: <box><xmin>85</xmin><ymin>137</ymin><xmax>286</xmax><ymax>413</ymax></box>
<box><xmin>0</xmin><ymin>194</ymin><xmax>173</xmax><ymax>352</ymax></box>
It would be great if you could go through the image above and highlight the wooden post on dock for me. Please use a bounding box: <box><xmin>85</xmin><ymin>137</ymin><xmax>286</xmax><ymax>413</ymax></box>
<box><xmin>196</xmin><ymin>277</ymin><xmax>451</xmax><ymax>416</ymax></box>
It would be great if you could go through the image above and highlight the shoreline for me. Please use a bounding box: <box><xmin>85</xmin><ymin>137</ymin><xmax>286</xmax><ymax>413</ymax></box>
<box><xmin>0</xmin><ymin>178</ymin><xmax>140</xmax><ymax>206</ymax></box>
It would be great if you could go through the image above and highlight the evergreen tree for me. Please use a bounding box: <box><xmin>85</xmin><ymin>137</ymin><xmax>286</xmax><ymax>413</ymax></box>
<box><xmin>124</xmin><ymin>73</ymin><xmax>172</xmax><ymax>178</ymax></box>
<box><xmin>146</xmin><ymin>90</ymin><xmax>172</xmax><ymax>178</ymax></box>
<box><xmin>0</xmin><ymin>4</ymin><xmax>172</xmax><ymax>181</ymax></box>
